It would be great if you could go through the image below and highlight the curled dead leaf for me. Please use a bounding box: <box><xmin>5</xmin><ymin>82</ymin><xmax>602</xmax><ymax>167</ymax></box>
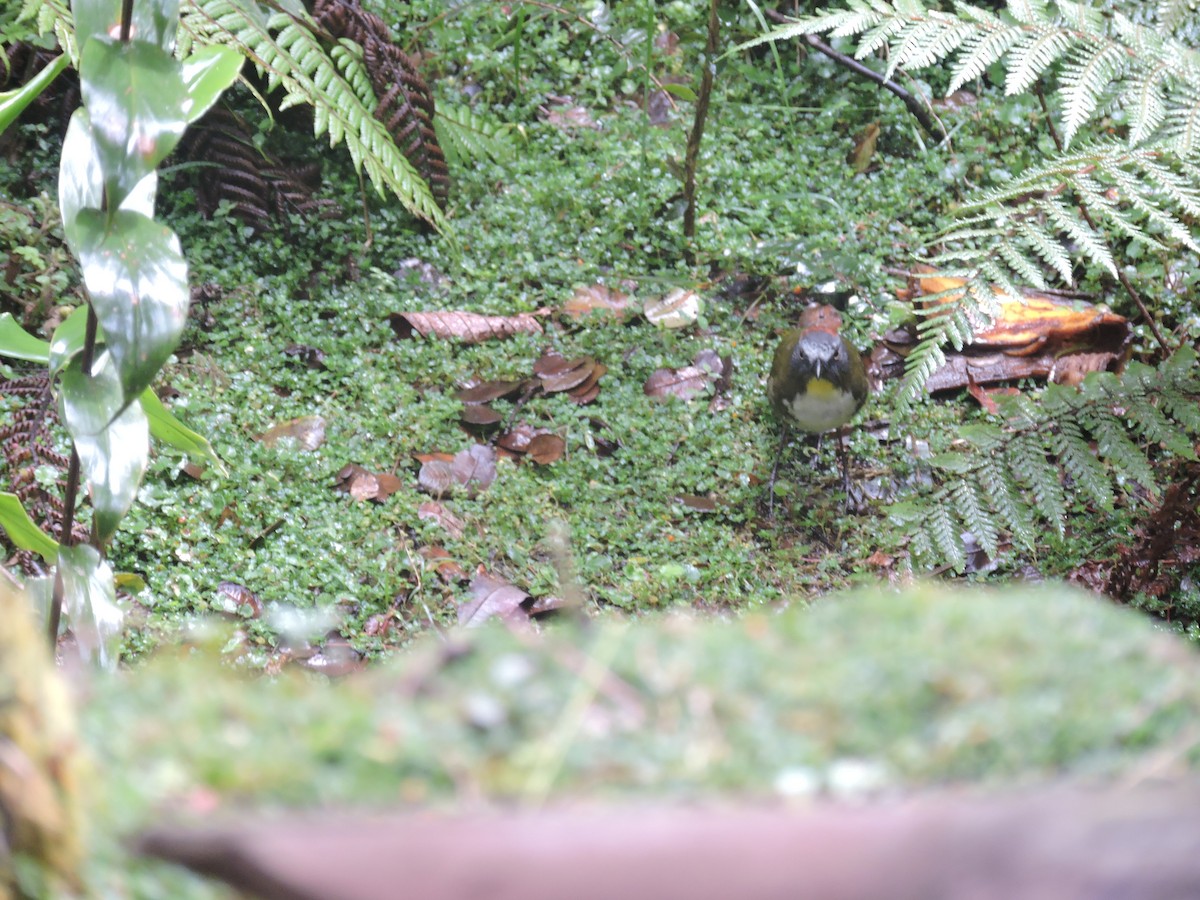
<box><xmin>644</xmin><ymin>350</ymin><xmax>726</xmax><ymax>401</ymax></box>
<box><xmin>460</xmin><ymin>404</ymin><xmax>503</xmax><ymax>426</ymax></box>
<box><xmin>459</xmin><ymin>574</ymin><xmax>530</xmax><ymax>628</ymax></box>
<box><xmin>282</xmin><ymin>343</ymin><xmax>328</xmax><ymax>371</ymax></box>
<box><xmin>561</xmin><ymin>284</ymin><xmax>633</xmax><ymax>321</ymax></box>
<box><xmin>216</xmin><ymin>582</ymin><xmax>262</xmax><ymax>619</ymax></box>
<box><xmin>258</xmin><ymin>416</ymin><xmax>326</xmax><ymax>451</ymax></box>
<box><xmin>335</xmin><ymin>464</ymin><xmax>402</xmax><ymax>502</ymax></box>
<box><xmin>417</xmin><ymin>501</ymin><xmax>466</xmax><ymax>538</ymax></box>
<box><xmin>527</xmin><ymin>433</ymin><xmax>566</xmax><ymax>465</ymax></box>
<box><xmin>536</xmin><ymin>354</ymin><xmax>599</xmax><ymax>393</ymax></box>
<box><xmin>419</xmin><ymin>545</ymin><xmax>468</xmax><ymax>583</ymax></box>
<box><xmin>388</xmin><ymin>310</ymin><xmax>547</xmax><ymax>344</ymax></box>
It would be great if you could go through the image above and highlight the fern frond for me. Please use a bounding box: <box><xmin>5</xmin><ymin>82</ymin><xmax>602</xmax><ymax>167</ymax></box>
<box><xmin>182</xmin><ymin>0</ymin><xmax>445</xmax><ymax>228</ymax></box>
<box><xmin>951</xmin><ymin>478</ymin><xmax>999</xmax><ymax>557</ymax></box>
<box><xmin>21</xmin><ymin>0</ymin><xmax>76</xmax><ymax>66</ymax></box>
<box><xmin>1005</xmin><ymin>26</ymin><xmax>1073</xmax><ymax>96</ymax></box>
<box><xmin>1009</xmin><ymin>433</ymin><xmax>1067</xmax><ymax>538</ymax></box>
<box><xmin>434</xmin><ymin>103</ymin><xmax>514</xmax><ymax>167</ymax></box>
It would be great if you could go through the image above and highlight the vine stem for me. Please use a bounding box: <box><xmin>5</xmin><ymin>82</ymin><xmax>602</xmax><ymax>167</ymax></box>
<box><xmin>1035</xmin><ymin>85</ymin><xmax>1170</xmax><ymax>355</ymax></box>
<box><xmin>48</xmin><ymin>0</ymin><xmax>116</xmax><ymax>645</ymax></box>
<box><xmin>683</xmin><ymin>0</ymin><xmax>719</xmax><ymax>259</ymax></box>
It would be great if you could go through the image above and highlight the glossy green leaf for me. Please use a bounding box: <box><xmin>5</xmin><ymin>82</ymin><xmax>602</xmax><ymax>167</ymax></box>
<box><xmin>60</xmin><ymin>353</ymin><xmax>150</xmax><ymax>544</ymax></box>
<box><xmin>49</xmin><ymin>305</ymin><xmax>94</xmax><ymax>375</ymax></box>
<box><xmin>0</xmin><ymin>493</ymin><xmax>59</xmax><ymax>563</ymax></box>
<box><xmin>78</xmin><ymin>36</ymin><xmax>186</xmax><ymax>208</ymax></box>
<box><xmin>181</xmin><ymin>45</ymin><xmax>243</xmax><ymax>124</ymax></box>
<box><xmin>0</xmin><ymin>54</ymin><xmax>69</xmax><ymax>135</ymax></box>
<box><xmin>75</xmin><ymin>208</ymin><xmax>188</xmax><ymax>401</ymax></box>
<box><xmin>57</xmin><ymin>543</ymin><xmax>122</xmax><ymax>668</ymax></box>
<box><xmin>140</xmin><ymin>388</ymin><xmax>228</xmax><ymax>475</ymax></box>
<box><xmin>72</xmin><ymin>0</ymin><xmax>180</xmax><ymax>52</ymax></box>
<box><xmin>57</xmin><ymin>110</ymin><xmax>103</xmax><ymax>247</ymax></box>
<box><xmin>0</xmin><ymin>313</ymin><xmax>51</xmax><ymax>363</ymax></box>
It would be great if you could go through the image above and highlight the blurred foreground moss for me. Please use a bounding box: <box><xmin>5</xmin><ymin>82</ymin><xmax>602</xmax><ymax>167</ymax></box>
<box><xmin>83</xmin><ymin>583</ymin><xmax>1200</xmax><ymax>896</ymax></box>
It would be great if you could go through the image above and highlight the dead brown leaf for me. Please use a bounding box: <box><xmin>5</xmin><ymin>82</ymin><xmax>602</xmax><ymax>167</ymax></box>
<box><xmin>282</xmin><ymin>343</ymin><xmax>328</xmax><ymax>371</ymax></box>
<box><xmin>417</xmin><ymin>501</ymin><xmax>465</xmax><ymax>538</ymax></box>
<box><xmin>258</xmin><ymin>415</ymin><xmax>326</xmax><ymax>451</ymax></box>
<box><xmin>459</xmin><ymin>574</ymin><xmax>530</xmax><ymax>628</ymax></box>
<box><xmin>848</xmin><ymin>122</ymin><xmax>880</xmax><ymax>174</ymax></box>
<box><xmin>388</xmin><ymin>310</ymin><xmax>547</xmax><ymax>344</ymax></box>
<box><xmin>536</xmin><ymin>354</ymin><xmax>599</xmax><ymax>393</ymax></box>
<box><xmin>527</xmin><ymin>433</ymin><xmax>566</xmax><ymax>465</ymax></box>
<box><xmin>460</xmin><ymin>404</ymin><xmax>504</xmax><ymax>426</ymax></box>
<box><xmin>562</xmin><ymin>284</ymin><xmax>633</xmax><ymax>321</ymax></box>
<box><xmin>456</xmin><ymin>380</ymin><xmax>526</xmax><ymax>404</ymax></box>
<box><xmin>335</xmin><ymin>464</ymin><xmax>402</xmax><ymax>502</ymax></box>
<box><xmin>215</xmin><ymin>581</ymin><xmax>262</xmax><ymax>619</ymax></box>
<box><xmin>644</xmin><ymin>350</ymin><xmax>726</xmax><ymax>401</ymax></box>
<box><xmin>419</xmin><ymin>545</ymin><xmax>468</xmax><ymax>583</ymax></box>
<box><xmin>539</xmin><ymin>98</ymin><xmax>599</xmax><ymax>130</ymax></box>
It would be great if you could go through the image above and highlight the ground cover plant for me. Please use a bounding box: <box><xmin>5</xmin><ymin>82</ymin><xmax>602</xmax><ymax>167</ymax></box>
<box><xmin>3</xmin><ymin>0</ymin><xmax>1200</xmax><ymax>892</ymax></box>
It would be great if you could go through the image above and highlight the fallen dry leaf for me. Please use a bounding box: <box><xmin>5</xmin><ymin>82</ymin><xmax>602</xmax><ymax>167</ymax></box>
<box><xmin>419</xmin><ymin>545</ymin><xmax>468</xmax><ymax>583</ymax></box>
<box><xmin>282</xmin><ymin>343</ymin><xmax>328</xmax><ymax>371</ymax></box>
<box><xmin>539</xmin><ymin>98</ymin><xmax>599</xmax><ymax>130</ymax></box>
<box><xmin>536</xmin><ymin>354</ymin><xmax>599</xmax><ymax>393</ymax></box>
<box><xmin>456</xmin><ymin>380</ymin><xmax>527</xmax><ymax>404</ymax></box>
<box><xmin>258</xmin><ymin>416</ymin><xmax>326</xmax><ymax>451</ymax></box>
<box><xmin>644</xmin><ymin>350</ymin><xmax>727</xmax><ymax>401</ymax></box>
<box><xmin>417</xmin><ymin>501</ymin><xmax>465</xmax><ymax>538</ymax></box>
<box><xmin>527</xmin><ymin>433</ymin><xmax>566</xmax><ymax>465</ymax></box>
<box><xmin>561</xmin><ymin>284</ymin><xmax>633</xmax><ymax>321</ymax></box>
<box><xmin>459</xmin><ymin>574</ymin><xmax>529</xmax><ymax>627</ymax></box>
<box><xmin>644</xmin><ymin>288</ymin><xmax>702</xmax><ymax>329</ymax></box>
<box><xmin>460</xmin><ymin>404</ymin><xmax>504</xmax><ymax>426</ymax></box>
<box><xmin>419</xmin><ymin>445</ymin><xmax>498</xmax><ymax>497</ymax></box>
<box><xmin>388</xmin><ymin>310</ymin><xmax>547</xmax><ymax>344</ymax></box>
<box><xmin>848</xmin><ymin>121</ymin><xmax>880</xmax><ymax>174</ymax></box>
<box><xmin>335</xmin><ymin>464</ymin><xmax>402</xmax><ymax>502</ymax></box>
<box><xmin>215</xmin><ymin>582</ymin><xmax>262</xmax><ymax>619</ymax></box>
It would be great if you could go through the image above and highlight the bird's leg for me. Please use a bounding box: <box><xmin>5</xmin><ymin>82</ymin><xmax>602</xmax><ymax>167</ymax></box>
<box><xmin>837</xmin><ymin>425</ymin><xmax>853</xmax><ymax>510</ymax></box>
<box><xmin>767</xmin><ymin>423</ymin><xmax>791</xmax><ymax>518</ymax></box>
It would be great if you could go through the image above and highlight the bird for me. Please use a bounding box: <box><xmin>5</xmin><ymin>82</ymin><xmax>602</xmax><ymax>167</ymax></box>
<box><xmin>766</xmin><ymin>304</ymin><xmax>868</xmax><ymax>514</ymax></box>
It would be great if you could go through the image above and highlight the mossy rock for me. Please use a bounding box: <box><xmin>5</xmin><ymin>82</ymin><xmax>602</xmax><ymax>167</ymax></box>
<box><xmin>85</xmin><ymin>582</ymin><xmax>1200</xmax><ymax>895</ymax></box>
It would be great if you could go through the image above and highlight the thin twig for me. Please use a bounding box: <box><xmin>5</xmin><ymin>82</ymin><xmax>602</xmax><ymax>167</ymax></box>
<box><xmin>764</xmin><ymin>9</ymin><xmax>947</xmax><ymax>140</ymax></box>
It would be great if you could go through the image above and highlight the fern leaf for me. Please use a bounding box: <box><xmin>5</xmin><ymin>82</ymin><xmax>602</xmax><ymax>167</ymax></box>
<box><xmin>1083</xmin><ymin>405</ymin><xmax>1160</xmax><ymax>495</ymax></box>
<box><xmin>928</xmin><ymin>501</ymin><xmax>966</xmax><ymax>572</ymax></box>
<box><xmin>435</xmin><ymin>103</ymin><xmax>514</xmax><ymax>167</ymax></box>
<box><xmin>952</xmin><ymin>478</ymin><xmax>999</xmax><ymax>558</ymax></box>
<box><xmin>948</xmin><ymin>25</ymin><xmax>1025</xmax><ymax>94</ymax></box>
<box><xmin>1006</xmin><ymin>26</ymin><xmax>1074</xmax><ymax>96</ymax></box>
<box><xmin>1009</xmin><ymin>434</ymin><xmax>1067</xmax><ymax>538</ymax></box>
<box><xmin>1059</xmin><ymin>41</ymin><xmax>1127</xmax><ymax>146</ymax></box>
<box><xmin>978</xmin><ymin>453</ymin><xmax>1038</xmax><ymax>550</ymax></box>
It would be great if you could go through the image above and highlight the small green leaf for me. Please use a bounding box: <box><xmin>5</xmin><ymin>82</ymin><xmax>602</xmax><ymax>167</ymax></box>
<box><xmin>78</xmin><ymin>36</ymin><xmax>187</xmax><ymax>208</ymax></box>
<box><xmin>60</xmin><ymin>353</ymin><xmax>150</xmax><ymax>544</ymax></box>
<box><xmin>49</xmin><ymin>305</ymin><xmax>93</xmax><ymax>375</ymax></box>
<box><xmin>0</xmin><ymin>313</ymin><xmax>51</xmax><ymax>363</ymax></box>
<box><xmin>76</xmin><ymin>208</ymin><xmax>189</xmax><ymax>402</ymax></box>
<box><xmin>0</xmin><ymin>53</ymin><xmax>69</xmax><ymax>135</ymax></box>
<box><xmin>181</xmin><ymin>45</ymin><xmax>243</xmax><ymax>124</ymax></box>
<box><xmin>661</xmin><ymin>82</ymin><xmax>697</xmax><ymax>101</ymax></box>
<box><xmin>140</xmin><ymin>388</ymin><xmax>228</xmax><ymax>475</ymax></box>
<box><xmin>57</xmin><ymin>543</ymin><xmax>122</xmax><ymax>668</ymax></box>
<box><xmin>0</xmin><ymin>493</ymin><xmax>59</xmax><ymax>563</ymax></box>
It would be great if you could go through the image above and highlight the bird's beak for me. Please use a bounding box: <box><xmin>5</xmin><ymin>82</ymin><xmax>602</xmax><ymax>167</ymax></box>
<box><xmin>814</xmin><ymin>359</ymin><xmax>823</xmax><ymax>379</ymax></box>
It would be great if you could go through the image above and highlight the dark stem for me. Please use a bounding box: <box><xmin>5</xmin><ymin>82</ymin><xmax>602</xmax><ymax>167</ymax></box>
<box><xmin>119</xmin><ymin>0</ymin><xmax>134</xmax><ymax>41</ymax></box>
<box><xmin>1034</xmin><ymin>85</ymin><xmax>1170</xmax><ymax>354</ymax></box>
<box><xmin>47</xmin><ymin>303</ymin><xmax>100</xmax><ymax>648</ymax></box>
<box><xmin>46</xmin><ymin>449</ymin><xmax>82</xmax><ymax>647</ymax></box>
<box><xmin>764</xmin><ymin>10</ymin><xmax>947</xmax><ymax>141</ymax></box>
<box><xmin>682</xmin><ymin>0</ymin><xmax>719</xmax><ymax>258</ymax></box>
